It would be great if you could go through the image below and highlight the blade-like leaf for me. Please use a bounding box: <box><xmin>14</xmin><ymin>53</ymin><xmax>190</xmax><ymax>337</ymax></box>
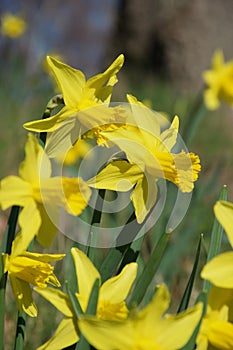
<box><xmin>177</xmin><ymin>234</ymin><xmax>203</xmax><ymax>313</ymax></box>
<box><xmin>128</xmin><ymin>232</ymin><xmax>170</xmax><ymax>307</ymax></box>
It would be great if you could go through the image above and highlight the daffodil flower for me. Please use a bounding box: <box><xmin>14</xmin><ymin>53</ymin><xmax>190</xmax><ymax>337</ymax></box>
<box><xmin>79</xmin><ymin>284</ymin><xmax>203</xmax><ymax>350</ymax></box>
<box><xmin>203</xmin><ymin>50</ymin><xmax>233</xmax><ymax>110</ymax></box>
<box><xmin>23</xmin><ymin>55</ymin><xmax>125</xmax><ymax>157</ymax></box>
<box><xmin>196</xmin><ymin>286</ymin><xmax>233</xmax><ymax>350</ymax></box>
<box><xmin>1</xmin><ymin>12</ymin><xmax>27</xmax><ymax>38</ymax></box>
<box><xmin>88</xmin><ymin>95</ymin><xmax>201</xmax><ymax>223</ymax></box>
<box><xmin>2</xmin><ymin>241</ymin><xmax>65</xmax><ymax>317</ymax></box>
<box><xmin>0</xmin><ymin>134</ymin><xmax>91</xmax><ymax>256</ymax></box>
<box><xmin>201</xmin><ymin>200</ymin><xmax>233</xmax><ymax>288</ymax></box>
<box><xmin>35</xmin><ymin>247</ymin><xmax>138</xmax><ymax>350</ymax></box>
<box><xmin>55</xmin><ymin>138</ymin><xmax>92</xmax><ymax>166</ymax></box>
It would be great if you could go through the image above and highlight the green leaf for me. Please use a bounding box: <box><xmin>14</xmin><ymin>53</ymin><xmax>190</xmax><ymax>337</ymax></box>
<box><xmin>65</xmin><ymin>281</ymin><xmax>83</xmax><ymax>318</ymax></box>
<box><xmin>180</xmin><ymin>292</ymin><xmax>207</xmax><ymax>350</ymax></box>
<box><xmin>128</xmin><ymin>232</ymin><xmax>170</xmax><ymax>307</ymax></box>
<box><xmin>177</xmin><ymin>234</ymin><xmax>203</xmax><ymax>313</ymax></box>
<box><xmin>75</xmin><ymin>279</ymin><xmax>100</xmax><ymax>350</ymax></box>
<box><xmin>203</xmin><ymin>185</ymin><xmax>228</xmax><ymax>294</ymax></box>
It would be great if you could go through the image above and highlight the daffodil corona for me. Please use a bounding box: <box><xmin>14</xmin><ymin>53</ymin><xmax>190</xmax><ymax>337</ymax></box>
<box><xmin>2</xmin><ymin>241</ymin><xmax>64</xmax><ymax>317</ymax></box>
<box><xmin>88</xmin><ymin>95</ymin><xmax>201</xmax><ymax>223</ymax></box>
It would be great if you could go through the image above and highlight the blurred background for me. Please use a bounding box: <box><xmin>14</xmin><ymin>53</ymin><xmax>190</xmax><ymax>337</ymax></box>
<box><xmin>1</xmin><ymin>0</ymin><xmax>233</xmax><ymax>348</ymax></box>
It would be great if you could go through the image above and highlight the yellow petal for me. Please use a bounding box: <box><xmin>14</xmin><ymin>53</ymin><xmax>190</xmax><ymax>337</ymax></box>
<box><xmin>87</xmin><ymin>160</ymin><xmax>143</xmax><ymax>192</ymax></box>
<box><xmin>159</xmin><ymin>115</ymin><xmax>179</xmax><ymax>151</ymax></box>
<box><xmin>214</xmin><ymin>200</ymin><xmax>233</xmax><ymax>247</ymax></box>
<box><xmin>19</xmin><ymin>133</ymin><xmax>51</xmax><ymax>182</ymax></box>
<box><xmin>36</xmin><ymin>204</ymin><xmax>59</xmax><ymax>247</ymax></box>
<box><xmin>71</xmin><ymin>247</ymin><xmax>100</xmax><ymax>302</ymax></box>
<box><xmin>86</xmin><ymin>54</ymin><xmax>124</xmax><ymax>103</ymax></box>
<box><xmin>24</xmin><ymin>105</ymin><xmax>75</xmax><ymax>133</ymax></box>
<box><xmin>37</xmin><ymin>317</ymin><xmax>79</xmax><ymax>350</ymax></box>
<box><xmin>39</xmin><ymin>177</ymin><xmax>91</xmax><ymax>216</ymax></box>
<box><xmin>139</xmin><ymin>284</ymin><xmax>170</xmax><ymax>326</ymax></box>
<box><xmin>47</xmin><ymin>55</ymin><xmax>86</xmax><ymax>108</ymax></box>
<box><xmin>126</xmin><ymin>94</ymin><xmax>160</xmax><ymax>139</ymax></box>
<box><xmin>9</xmin><ymin>275</ymin><xmax>37</xmax><ymax>317</ymax></box>
<box><xmin>12</xmin><ymin>201</ymin><xmax>41</xmax><ymax>257</ymax></box>
<box><xmin>131</xmin><ymin>174</ymin><xmax>157</xmax><ymax>224</ymax></box>
<box><xmin>156</xmin><ymin>302</ymin><xmax>203</xmax><ymax>349</ymax></box>
<box><xmin>201</xmin><ymin>252</ymin><xmax>233</xmax><ymax>288</ymax></box>
<box><xmin>44</xmin><ymin>117</ymin><xmax>78</xmax><ymax>158</ymax></box>
<box><xmin>0</xmin><ymin>176</ymin><xmax>32</xmax><ymax>210</ymax></box>
<box><xmin>34</xmin><ymin>287</ymin><xmax>73</xmax><ymax>317</ymax></box>
<box><xmin>207</xmin><ymin>319</ymin><xmax>233</xmax><ymax>350</ymax></box>
<box><xmin>100</xmin><ymin>263</ymin><xmax>137</xmax><ymax>303</ymax></box>
<box><xmin>79</xmin><ymin>317</ymin><xmax>134</xmax><ymax>350</ymax></box>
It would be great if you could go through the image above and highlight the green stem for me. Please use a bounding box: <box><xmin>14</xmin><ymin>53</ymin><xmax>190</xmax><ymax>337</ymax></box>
<box><xmin>86</xmin><ymin>189</ymin><xmax>106</xmax><ymax>263</ymax></box>
<box><xmin>14</xmin><ymin>312</ymin><xmax>26</xmax><ymax>350</ymax></box>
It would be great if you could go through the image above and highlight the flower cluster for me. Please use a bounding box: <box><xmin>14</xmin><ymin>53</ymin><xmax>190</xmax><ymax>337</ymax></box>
<box><xmin>0</xmin><ymin>50</ymin><xmax>233</xmax><ymax>350</ymax></box>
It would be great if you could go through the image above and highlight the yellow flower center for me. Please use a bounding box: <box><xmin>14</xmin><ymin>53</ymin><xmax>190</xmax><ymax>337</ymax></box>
<box><xmin>97</xmin><ymin>300</ymin><xmax>128</xmax><ymax>320</ymax></box>
<box><xmin>5</xmin><ymin>254</ymin><xmax>56</xmax><ymax>288</ymax></box>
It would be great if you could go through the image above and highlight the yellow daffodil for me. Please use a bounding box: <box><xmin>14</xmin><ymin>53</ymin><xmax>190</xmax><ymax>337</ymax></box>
<box><xmin>196</xmin><ymin>286</ymin><xmax>233</xmax><ymax>350</ymax></box>
<box><xmin>88</xmin><ymin>95</ymin><xmax>201</xmax><ymax>223</ymax></box>
<box><xmin>0</xmin><ymin>134</ymin><xmax>91</xmax><ymax>256</ymax></box>
<box><xmin>203</xmin><ymin>50</ymin><xmax>233</xmax><ymax>110</ymax></box>
<box><xmin>1</xmin><ymin>12</ymin><xmax>27</xmax><ymax>38</ymax></box>
<box><xmin>55</xmin><ymin>138</ymin><xmax>92</xmax><ymax>166</ymax></box>
<box><xmin>79</xmin><ymin>284</ymin><xmax>203</xmax><ymax>350</ymax></box>
<box><xmin>23</xmin><ymin>55</ymin><xmax>125</xmax><ymax>157</ymax></box>
<box><xmin>35</xmin><ymin>247</ymin><xmax>137</xmax><ymax>350</ymax></box>
<box><xmin>201</xmin><ymin>200</ymin><xmax>233</xmax><ymax>288</ymax></box>
<box><xmin>2</xmin><ymin>241</ymin><xmax>64</xmax><ymax>317</ymax></box>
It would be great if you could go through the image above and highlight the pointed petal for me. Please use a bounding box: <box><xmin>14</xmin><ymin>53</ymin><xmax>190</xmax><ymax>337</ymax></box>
<box><xmin>100</xmin><ymin>263</ymin><xmax>137</xmax><ymax>303</ymax></box>
<box><xmin>9</xmin><ymin>275</ymin><xmax>37</xmax><ymax>317</ymax></box>
<box><xmin>159</xmin><ymin>115</ymin><xmax>179</xmax><ymax>151</ymax></box>
<box><xmin>45</xmin><ymin>117</ymin><xmax>78</xmax><ymax>158</ymax></box>
<box><xmin>156</xmin><ymin>302</ymin><xmax>203</xmax><ymax>349</ymax></box>
<box><xmin>12</xmin><ymin>201</ymin><xmax>41</xmax><ymax>257</ymax></box>
<box><xmin>131</xmin><ymin>174</ymin><xmax>157</xmax><ymax>223</ymax></box>
<box><xmin>139</xmin><ymin>284</ymin><xmax>170</xmax><ymax>326</ymax></box>
<box><xmin>39</xmin><ymin>177</ymin><xmax>91</xmax><ymax>216</ymax></box>
<box><xmin>19</xmin><ymin>133</ymin><xmax>51</xmax><ymax>182</ymax></box>
<box><xmin>214</xmin><ymin>200</ymin><xmax>233</xmax><ymax>247</ymax></box>
<box><xmin>0</xmin><ymin>176</ymin><xmax>32</xmax><ymax>209</ymax></box>
<box><xmin>47</xmin><ymin>55</ymin><xmax>86</xmax><ymax>107</ymax></box>
<box><xmin>71</xmin><ymin>247</ymin><xmax>100</xmax><ymax>302</ymax></box>
<box><xmin>36</xmin><ymin>204</ymin><xmax>59</xmax><ymax>247</ymax></box>
<box><xmin>126</xmin><ymin>94</ymin><xmax>160</xmax><ymax>138</ymax></box>
<box><xmin>86</xmin><ymin>54</ymin><xmax>124</xmax><ymax>102</ymax></box>
<box><xmin>87</xmin><ymin>160</ymin><xmax>143</xmax><ymax>191</ymax></box>
<box><xmin>79</xmin><ymin>317</ymin><xmax>134</xmax><ymax>350</ymax></box>
<box><xmin>37</xmin><ymin>318</ymin><xmax>78</xmax><ymax>350</ymax></box>
<box><xmin>34</xmin><ymin>287</ymin><xmax>73</xmax><ymax>317</ymax></box>
<box><xmin>24</xmin><ymin>106</ymin><xmax>74</xmax><ymax>133</ymax></box>
<box><xmin>207</xmin><ymin>319</ymin><xmax>233</xmax><ymax>350</ymax></box>
<box><xmin>201</xmin><ymin>252</ymin><xmax>233</xmax><ymax>288</ymax></box>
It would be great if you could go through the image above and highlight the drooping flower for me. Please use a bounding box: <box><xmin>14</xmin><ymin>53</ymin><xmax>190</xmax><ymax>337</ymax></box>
<box><xmin>23</xmin><ymin>55</ymin><xmax>125</xmax><ymax>157</ymax></box>
<box><xmin>201</xmin><ymin>200</ymin><xmax>233</xmax><ymax>288</ymax></box>
<box><xmin>35</xmin><ymin>247</ymin><xmax>137</xmax><ymax>349</ymax></box>
<box><xmin>2</xmin><ymin>241</ymin><xmax>65</xmax><ymax>317</ymax></box>
<box><xmin>79</xmin><ymin>284</ymin><xmax>203</xmax><ymax>350</ymax></box>
<box><xmin>88</xmin><ymin>95</ymin><xmax>201</xmax><ymax>223</ymax></box>
<box><xmin>0</xmin><ymin>133</ymin><xmax>91</xmax><ymax>256</ymax></box>
<box><xmin>1</xmin><ymin>12</ymin><xmax>27</xmax><ymax>38</ymax></box>
<box><xmin>196</xmin><ymin>286</ymin><xmax>233</xmax><ymax>350</ymax></box>
<box><xmin>203</xmin><ymin>50</ymin><xmax>233</xmax><ymax>110</ymax></box>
